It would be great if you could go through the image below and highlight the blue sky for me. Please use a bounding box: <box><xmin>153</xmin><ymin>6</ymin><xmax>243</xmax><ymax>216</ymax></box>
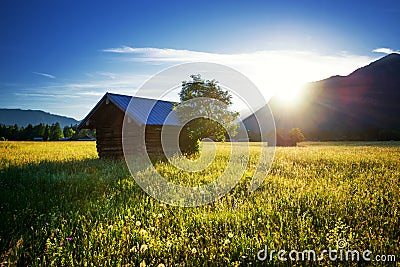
<box><xmin>0</xmin><ymin>0</ymin><xmax>399</xmax><ymax>120</ymax></box>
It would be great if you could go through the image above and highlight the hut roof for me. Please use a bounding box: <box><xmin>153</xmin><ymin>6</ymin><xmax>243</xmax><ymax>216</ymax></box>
<box><xmin>78</xmin><ymin>92</ymin><xmax>181</xmax><ymax>129</ymax></box>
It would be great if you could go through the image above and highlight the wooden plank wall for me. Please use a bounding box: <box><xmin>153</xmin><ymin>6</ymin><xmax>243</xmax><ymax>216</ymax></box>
<box><xmin>96</xmin><ymin>123</ymin><xmax>180</xmax><ymax>158</ymax></box>
<box><xmin>84</xmin><ymin>99</ymin><xmax>182</xmax><ymax>159</ymax></box>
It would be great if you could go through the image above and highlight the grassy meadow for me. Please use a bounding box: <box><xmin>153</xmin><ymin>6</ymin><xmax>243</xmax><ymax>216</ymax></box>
<box><xmin>0</xmin><ymin>141</ymin><xmax>399</xmax><ymax>266</ymax></box>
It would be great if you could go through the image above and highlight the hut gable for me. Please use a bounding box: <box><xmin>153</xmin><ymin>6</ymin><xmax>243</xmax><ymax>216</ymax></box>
<box><xmin>78</xmin><ymin>92</ymin><xmax>181</xmax><ymax>158</ymax></box>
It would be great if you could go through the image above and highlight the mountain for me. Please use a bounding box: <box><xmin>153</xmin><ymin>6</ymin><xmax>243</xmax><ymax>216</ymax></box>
<box><xmin>0</xmin><ymin>109</ymin><xmax>79</xmax><ymax>127</ymax></box>
<box><xmin>244</xmin><ymin>53</ymin><xmax>400</xmax><ymax>141</ymax></box>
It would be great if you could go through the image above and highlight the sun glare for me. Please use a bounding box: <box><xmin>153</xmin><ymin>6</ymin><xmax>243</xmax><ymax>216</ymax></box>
<box><xmin>270</xmin><ymin>76</ymin><xmax>306</xmax><ymax>104</ymax></box>
<box><xmin>241</xmin><ymin>53</ymin><xmax>319</xmax><ymax>106</ymax></box>
<box><xmin>275</xmin><ymin>86</ymin><xmax>302</xmax><ymax>103</ymax></box>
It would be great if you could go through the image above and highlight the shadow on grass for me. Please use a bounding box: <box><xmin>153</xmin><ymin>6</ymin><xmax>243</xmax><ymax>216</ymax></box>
<box><xmin>0</xmin><ymin>157</ymin><xmax>147</xmax><ymax>263</ymax></box>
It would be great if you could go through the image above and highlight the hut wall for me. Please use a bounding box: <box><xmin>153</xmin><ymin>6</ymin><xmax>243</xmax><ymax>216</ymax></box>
<box><xmin>123</xmin><ymin>118</ymin><xmax>146</xmax><ymax>157</ymax></box>
<box><xmin>97</xmin><ymin>119</ymin><xmax>148</xmax><ymax>159</ymax></box>
<box><xmin>86</xmin><ymin>100</ymin><xmax>181</xmax><ymax>158</ymax></box>
<box><xmin>96</xmin><ymin>122</ymin><xmax>180</xmax><ymax>159</ymax></box>
<box><xmin>145</xmin><ymin>125</ymin><xmax>181</xmax><ymax>155</ymax></box>
<box><xmin>96</xmin><ymin>126</ymin><xmax>123</xmax><ymax>158</ymax></box>
<box><xmin>89</xmin><ymin>102</ymin><xmax>125</xmax><ymax>158</ymax></box>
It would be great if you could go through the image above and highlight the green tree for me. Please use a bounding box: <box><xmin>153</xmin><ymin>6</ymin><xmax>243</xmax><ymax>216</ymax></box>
<box><xmin>289</xmin><ymin>128</ymin><xmax>305</xmax><ymax>145</ymax></box>
<box><xmin>49</xmin><ymin>122</ymin><xmax>64</xmax><ymax>140</ymax></box>
<box><xmin>22</xmin><ymin>124</ymin><xmax>34</xmax><ymax>140</ymax></box>
<box><xmin>10</xmin><ymin>124</ymin><xmax>19</xmax><ymax>140</ymax></box>
<box><xmin>176</xmin><ymin>74</ymin><xmax>239</xmax><ymax>153</ymax></box>
<box><xmin>33</xmin><ymin>123</ymin><xmax>46</xmax><ymax>138</ymax></box>
<box><xmin>43</xmin><ymin>125</ymin><xmax>50</xmax><ymax>141</ymax></box>
<box><xmin>71</xmin><ymin>129</ymin><xmax>96</xmax><ymax>140</ymax></box>
<box><xmin>63</xmin><ymin>126</ymin><xmax>76</xmax><ymax>138</ymax></box>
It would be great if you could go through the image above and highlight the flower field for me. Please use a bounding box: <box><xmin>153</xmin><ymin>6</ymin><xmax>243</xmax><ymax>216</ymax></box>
<box><xmin>0</xmin><ymin>141</ymin><xmax>399</xmax><ymax>266</ymax></box>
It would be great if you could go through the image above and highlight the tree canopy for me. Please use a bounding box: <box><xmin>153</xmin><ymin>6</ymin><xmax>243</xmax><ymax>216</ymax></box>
<box><xmin>176</xmin><ymin>74</ymin><xmax>239</xmax><ymax>153</ymax></box>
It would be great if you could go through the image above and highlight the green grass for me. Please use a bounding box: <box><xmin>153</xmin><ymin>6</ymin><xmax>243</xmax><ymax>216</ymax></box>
<box><xmin>0</xmin><ymin>141</ymin><xmax>399</xmax><ymax>266</ymax></box>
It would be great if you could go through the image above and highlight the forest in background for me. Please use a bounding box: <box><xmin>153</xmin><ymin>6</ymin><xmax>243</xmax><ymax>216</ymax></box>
<box><xmin>0</xmin><ymin>123</ymin><xmax>95</xmax><ymax>141</ymax></box>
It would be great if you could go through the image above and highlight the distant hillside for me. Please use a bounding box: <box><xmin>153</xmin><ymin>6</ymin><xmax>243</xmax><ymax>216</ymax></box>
<box><xmin>243</xmin><ymin>53</ymin><xmax>400</xmax><ymax>141</ymax></box>
<box><xmin>0</xmin><ymin>109</ymin><xmax>79</xmax><ymax>127</ymax></box>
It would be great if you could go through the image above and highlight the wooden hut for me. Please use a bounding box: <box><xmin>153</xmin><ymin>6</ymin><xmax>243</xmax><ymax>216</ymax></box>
<box><xmin>78</xmin><ymin>92</ymin><xmax>181</xmax><ymax>158</ymax></box>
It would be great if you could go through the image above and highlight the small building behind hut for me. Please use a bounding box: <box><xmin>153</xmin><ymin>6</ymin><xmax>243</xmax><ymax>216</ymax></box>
<box><xmin>78</xmin><ymin>93</ymin><xmax>181</xmax><ymax>158</ymax></box>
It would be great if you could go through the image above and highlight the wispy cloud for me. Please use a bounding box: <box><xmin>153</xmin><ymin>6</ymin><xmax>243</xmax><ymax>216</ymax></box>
<box><xmin>49</xmin><ymin>73</ymin><xmax>149</xmax><ymax>91</ymax></box>
<box><xmin>103</xmin><ymin>46</ymin><xmax>375</xmax><ymax>96</ymax></box>
<box><xmin>97</xmin><ymin>72</ymin><xmax>117</xmax><ymax>79</ymax></box>
<box><xmin>14</xmin><ymin>91</ymin><xmax>79</xmax><ymax>99</ymax></box>
<box><xmin>372</xmin><ymin>47</ymin><xmax>399</xmax><ymax>54</ymax></box>
<box><xmin>76</xmin><ymin>91</ymin><xmax>106</xmax><ymax>96</ymax></box>
<box><xmin>14</xmin><ymin>47</ymin><xmax>377</xmax><ymax>120</ymax></box>
<box><xmin>14</xmin><ymin>73</ymin><xmax>150</xmax><ymax>103</ymax></box>
<box><xmin>103</xmin><ymin>46</ymin><xmax>209</xmax><ymax>56</ymax></box>
<box><xmin>102</xmin><ymin>46</ymin><xmax>137</xmax><ymax>53</ymax></box>
<box><xmin>32</xmin><ymin>71</ymin><xmax>56</xmax><ymax>79</ymax></box>
<box><xmin>103</xmin><ymin>46</ymin><xmax>218</xmax><ymax>62</ymax></box>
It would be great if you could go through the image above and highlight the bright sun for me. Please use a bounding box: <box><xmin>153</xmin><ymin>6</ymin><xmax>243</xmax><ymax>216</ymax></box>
<box><xmin>245</xmin><ymin>57</ymin><xmax>312</xmax><ymax>105</ymax></box>
<box><xmin>272</xmin><ymin>78</ymin><xmax>305</xmax><ymax>104</ymax></box>
<box><xmin>275</xmin><ymin>87</ymin><xmax>302</xmax><ymax>103</ymax></box>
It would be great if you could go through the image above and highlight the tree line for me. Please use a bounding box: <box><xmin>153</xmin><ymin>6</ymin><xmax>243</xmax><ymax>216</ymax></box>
<box><xmin>0</xmin><ymin>123</ymin><xmax>95</xmax><ymax>141</ymax></box>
